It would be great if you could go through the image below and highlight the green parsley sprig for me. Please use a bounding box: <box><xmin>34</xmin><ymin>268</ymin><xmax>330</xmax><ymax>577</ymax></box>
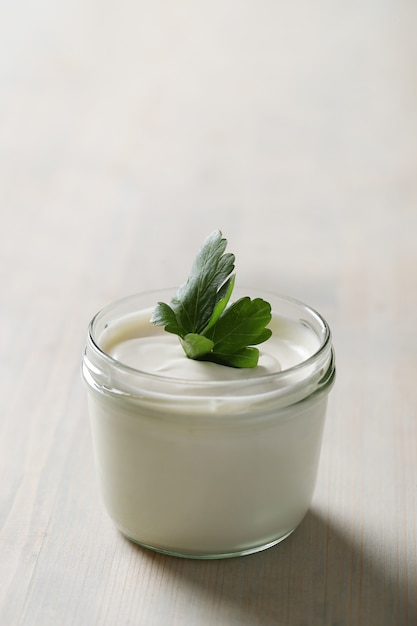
<box><xmin>150</xmin><ymin>230</ymin><xmax>272</xmax><ymax>368</ymax></box>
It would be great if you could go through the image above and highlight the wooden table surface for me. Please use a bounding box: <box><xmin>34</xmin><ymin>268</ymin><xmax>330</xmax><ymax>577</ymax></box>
<box><xmin>1</xmin><ymin>1</ymin><xmax>416</xmax><ymax>624</ymax></box>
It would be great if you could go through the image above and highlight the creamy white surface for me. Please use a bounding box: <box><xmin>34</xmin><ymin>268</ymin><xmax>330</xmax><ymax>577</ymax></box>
<box><xmin>100</xmin><ymin>307</ymin><xmax>320</xmax><ymax>381</ymax></box>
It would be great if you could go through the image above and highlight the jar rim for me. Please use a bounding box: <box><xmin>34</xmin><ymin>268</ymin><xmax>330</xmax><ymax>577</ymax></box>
<box><xmin>85</xmin><ymin>287</ymin><xmax>333</xmax><ymax>390</ymax></box>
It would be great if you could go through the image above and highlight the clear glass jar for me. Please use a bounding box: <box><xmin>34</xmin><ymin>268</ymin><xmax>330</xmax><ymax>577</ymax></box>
<box><xmin>82</xmin><ymin>288</ymin><xmax>335</xmax><ymax>559</ymax></box>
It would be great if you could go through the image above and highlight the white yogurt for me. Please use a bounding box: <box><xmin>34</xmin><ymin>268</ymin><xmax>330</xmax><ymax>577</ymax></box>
<box><xmin>83</xmin><ymin>290</ymin><xmax>335</xmax><ymax>558</ymax></box>
<box><xmin>101</xmin><ymin>308</ymin><xmax>320</xmax><ymax>381</ymax></box>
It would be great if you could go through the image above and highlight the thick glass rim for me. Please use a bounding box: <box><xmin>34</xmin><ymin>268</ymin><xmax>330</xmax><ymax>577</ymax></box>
<box><xmin>86</xmin><ymin>287</ymin><xmax>333</xmax><ymax>389</ymax></box>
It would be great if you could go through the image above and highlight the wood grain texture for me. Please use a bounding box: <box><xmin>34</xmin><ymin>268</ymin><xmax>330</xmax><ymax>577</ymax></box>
<box><xmin>1</xmin><ymin>1</ymin><xmax>416</xmax><ymax>624</ymax></box>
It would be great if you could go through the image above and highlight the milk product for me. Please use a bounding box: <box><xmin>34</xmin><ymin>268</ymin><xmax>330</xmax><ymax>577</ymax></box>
<box><xmin>100</xmin><ymin>308</ymin><xmax>320</xmax><ymax>381</ymax></box>
<box><xmin>83</xmin><ymin>290</ymin><xmax>335</xmax><ymax>558</ymax></box>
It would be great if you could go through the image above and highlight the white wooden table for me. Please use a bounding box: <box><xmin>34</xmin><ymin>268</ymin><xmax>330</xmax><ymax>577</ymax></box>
<box><xmin>1</xmin><ymin>1</ymin><xmax>416</xmax><ymax>624</ymax></box>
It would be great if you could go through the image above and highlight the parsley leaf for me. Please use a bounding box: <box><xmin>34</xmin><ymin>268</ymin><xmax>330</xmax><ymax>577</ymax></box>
<box><xmin>150</xmin><ymin>230</ymin><xmax>272</xmax><ymax>368</ymax></box>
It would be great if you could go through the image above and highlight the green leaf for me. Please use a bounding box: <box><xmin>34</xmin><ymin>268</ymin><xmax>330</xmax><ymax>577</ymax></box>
<box><xmin>171</xmin><ymin>230</ymin><xmax>235</xmax><ymax>335</ymax></box>
<box><xmin>205</xmin><ymin>297</ymin><xmax>272</xmax><ymax>353</ymax></box>
<box><xmin>205</xmin><ymin>347</ymin><xmax>260</xmax><ymax>368</ymax></box>
<box><xmin>180</xmin><ymin>334</ymin><xmax>215</xmax><ymax>359</ymax></box>
<box><xmin>202</xmin><ymin>274</ymin><xmax>235</xmax><ymax>333</ymax></box>
<box><xmin>150</xmin><ymin>302</ymin><xmax>184</xmax><ymax>337</ymax></box>
<box><xmin>151</xmin><ymin>230</ymin><xmax>272</xmax><ymax>368</ymax></box>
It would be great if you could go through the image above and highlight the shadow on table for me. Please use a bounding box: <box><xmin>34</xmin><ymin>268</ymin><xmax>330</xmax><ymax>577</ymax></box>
<box><xmin>125</xmin><ymin>509</ymin><xmax>416</xmax><ymax>626</ymax></box>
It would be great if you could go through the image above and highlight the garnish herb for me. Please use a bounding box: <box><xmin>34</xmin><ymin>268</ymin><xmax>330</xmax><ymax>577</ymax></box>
<box><xmin>150</xmin><ymin>230</ymin><xmax>272</xmax><ymax>368</ymax></box>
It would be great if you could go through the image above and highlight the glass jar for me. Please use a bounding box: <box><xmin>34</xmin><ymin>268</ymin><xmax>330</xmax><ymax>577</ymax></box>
<box><xmin>82</xmin><ymin>288</ymin><xmax>335</xmax><ymax>559</ymax></box>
